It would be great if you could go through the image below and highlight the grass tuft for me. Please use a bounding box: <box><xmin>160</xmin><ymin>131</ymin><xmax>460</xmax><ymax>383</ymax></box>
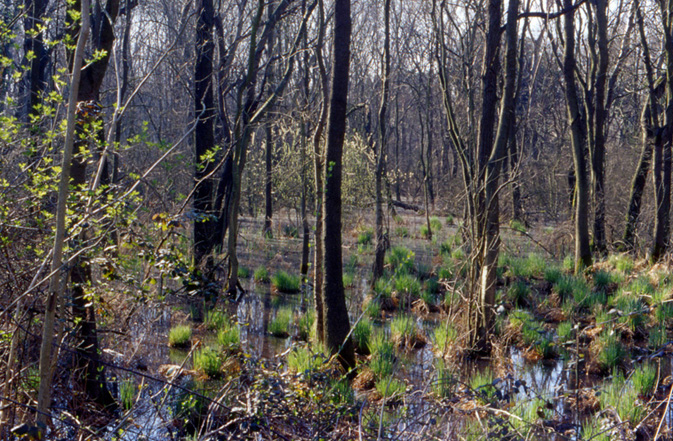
<box><xmin>271</xmin><ymin>271</ymin><xmax>301</xmax><ymax>293</ymax></box>
<box><xmin>168</xmin><ymin>324</ymin><xmax>192</xmax><ymax>348</ymax></box>
<box><xmin>193</xmin><ymin>346</ymin><xmax>221</xmax><ymax>378</ymax></box>
<box><xmin>268</xmin><ymin>307</ymin><xmax>293</xmax><ymax>338</ymax></box>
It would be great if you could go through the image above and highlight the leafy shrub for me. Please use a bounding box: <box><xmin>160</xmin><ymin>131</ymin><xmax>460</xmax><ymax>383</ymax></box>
<box><xmin>168</xmin><ymin>324</ymin><xmax>192</xmax><ymax>348</ymax></box>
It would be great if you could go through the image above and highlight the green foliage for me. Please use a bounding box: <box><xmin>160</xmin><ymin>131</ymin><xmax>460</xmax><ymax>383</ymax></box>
<box><xmin>439</xmin><ymin>239</ymin><xmax>452</xmax><ymax>256</ymax></box>
<box><xmin>592</xmin><ymin>270</ymin><xmax>614</xmax><ymax>291</ymax></box>
<box><xmin>632</xmin><ymin>363</ymin><xmax>657</xmax><ymax>396</ymax></box>
<box><xmin>217</xmin><ymin>320</ymin><xmax>240</xmax><ymax>350</ymax></box>
<box><xmin>120</xmin><ymin>379</ymin><xmax>136</xmax><ymax>411</ymax></box>
<box><xmin>509</xmin><ymin>219</ymin><xmax>527</xmax><ymax>233</ymax></box>
<box><xmin>627</xmin><ymin>276</ymin><xmax>654</xmax><ymax>295</ymax></box>
<box><xmin>364</xmin><ymin>299</ymin><xmax>382</xmax><ymax>321</ymax></box>
<box><xmin>556</xmin><ymin>321</ymin><xmax>574</xmax><ymax>343</ymax></box>
<box><xmin>430</xmin><ymin>216</ymin><xmax>442</xmax><ymax>232</ymax></box>
<box><xmin>433</xmin><ymin>359</ymin><xmax>456</xmax><ymax>398</ymax></box>
<box><xmin>609</xmin><ymin>253</ymin><xmax>635</xmax><ymax>274</ymax></box>
<box><xmin>391</xmin><ymin>314</ymin><xmax>419</xmax><ymax>346</ymax></box>
<box><xmin>370</xmin><ymin>333</ymin><xmax>395</xmax><ymax>378</ymax></box>
<box><xmin>598</xmin><ymin>371</ymin><xmax>646</xmax><ymax>424</ymax></box>
<box><xmin>193</xmin><ymin>347</ymin><xmax>221</xmax><ymax>378</ymax></box>
<box><xmin>544</xmin><ymin>267</ymin><xmax>563</xmax><ymax>284</ymax></box>
<box><xmin>352</xmin><ymin>317</ymin><xmax>372</xmax><ymax>354</ymax></box>
<box><xmin>373</xmin><ymin>278</ymin><xmax>393</xmax><ymax>299</ymax></box>
<box><xmin>205</xmin><ymin>309</ymin><xmax>227</xmax><ymax>331</ymax></box>
<box><xmin>375</xmin><ymin>376</ymin><xmax>406</xmax><ymax>399</ymax></box>
<box><xmin>395</xmin><ymin>226</ymin><xmax>409</xmax><ymax>238</ymax></box>
<box><xmin>269</xmin><ymin>307</ymin><xmax>293</xmax><ymax>338</ymax></box>
<box><xmin>254</xmin><ymin>266</ymin><xmax>270</xmax><ymax>283</ymax></box>
<box><xmin>469</xmin><ymin>369</ymin><xmax>496</xmax><ymax>403</ymax></box>
<box><xmin>562</xmin><ymin>255</ymin><xmax>574</xmax><ymax>273</ymax></box>
<box><xmin>297</xmin><ymin>310</ymin><xmax>315</xmax><ymax>341</ymax></box>
<box><xmin>237</xmin><ymin>266</ymin><xmax>251</xmax><ymax>279</ymax></box>
<box><xmin>581</xmin><ymin>419</ymin><xmax>612</xmax><ymax>441</ymax></box>
<box><xmin>394</xmin><ymin>273</ymin><xmax>421</xmax><ymax>299</ymax></box>
<box><xmin>168</xmin><ymin>324</ymin><xmax>192</xmax><ymax>348</ymax></box>
<box><xmin>357</xmin><ymin>227</ymin><xmax>373</xmax><ymax>246</ymax></box>
<box><xmin>419</xmin><ymin>224</ymin><xmax>431</xmax><ymax>239</ymax></box>
<box><xmin>649</xmin><ymin>324</ymin><xmax>667</xmax><ymax>349</ymax></box>
<box><xmin>387</xmin><ymin>246</ymin><xmax>415</xmax><ymax>273</ymax></box>
<box><xmin>287</xmin><ymin>344</ymin><xmax>328</xmax><ymax>373</ymax></box>
<box><xmin>595</xmin><ymin>330</ymin><xmax>625</xmax><ymax>372</ymax></box>
<box><xmin>446</xmin><ymin>214</ymin><xmax>454</xmax><ymax>225</ymax></box>
<box><xmin>271</xmin><ymin>270</ymin><xmax>301</xmax><ymax>293</ymax></box>
<box><xmin>342</xmin><ymin>272</ymin><xmax>355</xmax><ymax>288</ymax></box>
<box><xmin>507</xmin><ymin>279</ymin><xmax>530</xmax><ymax>306</ymax></box>
<box><xmin>433</xmin><ymin>321</ymin><xmax>458</xmax><ymax>356</ymax></box>
<box><xmin>610</xmin><ymin>291</ymin><xmax>646</xmax><ymax>330</ymax></box>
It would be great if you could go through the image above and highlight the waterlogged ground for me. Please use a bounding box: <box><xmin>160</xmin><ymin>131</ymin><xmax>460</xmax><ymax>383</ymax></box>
<box><xmin>91</xmin><ymin>214</ymin><xmax>673</xmax><ymax>440</ymax></box>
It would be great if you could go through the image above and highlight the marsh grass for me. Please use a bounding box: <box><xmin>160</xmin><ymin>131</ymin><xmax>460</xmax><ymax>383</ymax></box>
<box><xmin>598</xmin><ymin>371</ymin><xmax>645</xmax><ymax>424</ymax></box>
<box><xmin>433</xmin><ymin>359</ymin><xmax>457</xmax><ymax>398</ymax></box>
<box><xmin>287</xmin><ymin>344</ymin><xmax>328</xmax><ymax>373</ymax></box>
<box><xmin>352</xmin><ymin>317</ymin><xmax>372</xmax><ymax>354</ymax></box>
<box><xmin>370</xmin><ymin>333</ymin><xmax>395</xmax><ymax>378</ymax></box>
<box><xmin>632</xmin><ymin>362</ymin><xmax>657</xmax><ymax>396</ymax></box>
<box><xmin>297</xmin><ymin>310</ymin><xmax>315</xmax><ymax>341</ymax></box>
<box><xmin>193</xmin><ymin>346</ymin><xmax>221</xmax><ymax>378</ymax></box>
<box><xmin>609</xmin><ymin>253</ymin><xmax>634</xmax><ymax>274</ymax></box>
<box><xmin>469</xmin><ymin>369</ymin><xmax>496</xmax><ymax>403</ymax></box>
<box><xmin>433</xmin><ymin>321</ymin><xmax>458</xmax><ymax>357</ymax></box>
<box><xmin>271</xmin><ymin>271</ymin><xmax>301</xmax><ymax>293</ymax></box>
<box><xmin>254</xmin><ymin>265</ymin><xmax>270</xmax><ymax>283</ymax></box>
<box><xmin>387</xmin><ymin>246</ymin><xmax>415</xmax><ymax>273</ymax></box>
<box><xmin>205</xmin><ymin>309</ymin><xmax>227</xmax><ymax>331</ymax></box>
<box><xmin>120</xmin><ymin>379</ymin><xmax>136</xmax><ymax>411</ymax></box>
<box><xmin>595</xmin><ymin>330</ymin><xmax>625</xmax><ymax>372</ymax></box>
<box><xmin>269</xmin><ymin>307</ymin><xmax>293</xmax><ymax>338</ymax></box>
<box><xmin>217</xmin><ymin>320</ymin><xmax>240</xmax><ymax>350</ymax></box>
<box><xmin>507</xmin><ymin>279</ymin><xmax>530</xmax><ymax>306</ymax></box>
<box><xmin>375</xmin><ymin>376</ymin><xmax>406</xmax><ymax>399</ymax></box>
<box><xmin>168</xmin><ymin>324</ymin><xmax>192</xmax><ymax>348</ymax></box>
<box><xmin>357</xmin><ymin>227</ymin><xmax>374</xmax><ymax>246</ymax></box>
<box><xmin>391</xmin><ymin>314</ymin><xmax>425</xmax><ymax>349</ymax></box>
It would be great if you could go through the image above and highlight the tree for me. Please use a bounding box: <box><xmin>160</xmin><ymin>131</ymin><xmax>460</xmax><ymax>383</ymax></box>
<box><xmin>321</xmin><ymin>0</ymin><xmax>355</xmax><ymax>370</ymax></box>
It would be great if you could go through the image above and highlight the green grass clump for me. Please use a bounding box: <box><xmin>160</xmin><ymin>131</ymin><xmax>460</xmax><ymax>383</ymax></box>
<box><xmin>370</xmin><ymin>333</ymin><xmax>395</xmax><ymax>378</ymax></box>
<box><xmin>193</xmin><ymin>346</ymin><xmax>221</xmax><ymax>378</ymax></box>
<box><xmin>120</xmin><ymin>379</ymin><xmax>136</xmax><ymax>411</ymax></box>
<box><xmin>627</xmin><ymin>276</ymin><xmax>654</xmax><ymax>295</ymax></box>
<box><xmin>352</xmin><ymin>317</ymin><xmax>373</xmax><ymax>354</ymax></box>
<box><xmin>649</xmin><ymin>324</ymin><xmax>667</xmax><ymax>349</ymax></box>
<box><xmin>271</xmin><ymin>270</ymin><xmax>301</xmax><ymax>293</ymax></box>
<box><xmin>593</xmin><ymin>270</ymin><xmax>614</xmax><ymax>291</ymax></box>
<box><xmin>394</xmin><ymin>274</ymin><xmax>421</xmax><ymax>299</ymax></box>
<box><xmin>507</xmin><ymin>279</ymin><xmax>530</xmax><ymax>306</ymax></box>
<box><xmin>269</xmin><ymin>307</ymin><xmax>293</xmax><ymax>338</ymax></box>
<box><xmin>610</xmin><ymin>253</ymin><xmax>634</xmax><ymax>274</ymax></box>
<box><xmin>420</xmin><ymin>224</ymin><xmax>431</xmax><ymax>239</ymax></box>
<box><xmin>446</xmin><ymin>214</ymin><xmax>455</xmax><ymax>225</ymax></box>
<box><xmin>375</xmin><ymin>376</ymin><xmax>406</xmax><ymax>399</ymax></box>
<box><xmin>581</xmin><ymin>420</ymin><xmax>612</xmax><ymax>441</ymax></box>
<box><xmin>562</xmin><ymin>255</ymin><xmax>574</xmax><ymax>273</ymax></box>
<box><xmin>433</xmin><ymin>359</ymin><xmax>456</xmax><ymax>398</ymax></box>
<box><xmin>254</xmin><ymin>266</ymin><xmax>270</xmax><ymax>283</ymax></box>
<box><xmin>237</xmin><ymin>266</ymin><xmax>251</xmax><ymax>279</ymax></box>
<box><xmin>439</xmin><ymin>239</ymin><xmax>452</xmax><ymax>256</ymax></box>
<box><xmin>217</xmin><ymin>320</ymin><xmax>240</xmax><ymax>350</ymax></box>
<box><xmin>598</xmin><ymin>371</ymin><xmax>646</xmax><ymax>424</ymax></box>
<box><xmin>610</xmin><ymin>291</ymin><xmax>646</xmax><ymax>330</ymax></box>
<box><xmin>297</xmin><ymin>310</ymin><xmax>315</xmax><ymax>341</ymax></box>
<box><xmin>287</xmin><ymin>344</ymin><xmax>328</xmax><ymax>373</ymax></box>
<box><xmin>395</xmin><ymin>226</ymin><xmax>409</xmax><ymax>238</ymax></box>
<box><xmin>342</xmin><ymin>272</ymin><xmax>355</xmax><ymax>288</ymax></box>
<box><xmin>437</xmin><ymin>265</ymin><xmax>453</xmax><ymax>280</ymax></box>
<box><xmin>205</xmin><ymin>309</ymin><xmax>227</xmax><ymax>331</ymax></box>
<box><xmin>374</xmin><ymin>278</ymin><xmax>393</xmax><ymax>299</ymax></box>
<box><xmin>357</xmin><ymin>227</ymin><xmax>374</xmax><ymax>245</ymax></box>
<box><xmin>595</xmin><ymin>330</ymin><xmax>625</xmax><ymax>372</ymax></box>
<box><xmin>544</xmin><ymin>267</ymin><xmax>563</xmax><ymax>284</ymax></box>
<box><xmin>168</xmin><ymin>324</ymin><xmax>192</xmax><ymax>348</ymax></box>
<box><xmin>433</xmin><ymin>321</ymin><xmax>458</xmax><ymax>357</ymax></box>
<box><xmin>554</xmin><ymin>276</ymin><xmax>590</xmax><ymax>305</ymax></box>
<box><xmin>632</xmin><ymin>362</ymin><xmax>657</xmax><ymax>396</ymax></box>
<box><xmin>470</xmin><ymin>369</ymin><xmax>496</xmax><ymax>403</ymax></box>
<box><xmin>391</xmin><ymin>314</ymin><xmax>422</xmax><ymax>349</ymax></box>
<box><xmin>451</xmin><ymin>248</ymin><xmax>465</xmax><ymax>261</ymax></box>
<box><xmin>556</xmin><ymin>321</ymin><xmax>574</xmax><ymax>343</ymax></box>
<box><xmin>430</xmin><ymin>216</ymin><xmax>443</xmax><ymax>232</ymax></box>
<box><xmin>387</xmin><ymin>246</ymin><xmax>415</xmax><ymax>273</ymax></box>
<box><xmin>364</xmin><ymin>299</ymin><xmax>382</xmax><ymax>321</ymax></box>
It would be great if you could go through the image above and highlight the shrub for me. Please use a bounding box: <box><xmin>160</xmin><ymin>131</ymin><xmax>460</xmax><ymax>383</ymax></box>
<box><xmin>271</xmin><ymin>270</ymin><xmax>301</xmax><ymax>293</ymax></box>
<box><xmin>193</xmin><ymin>347</ymin><xmax>221</xmax><ymax>378</ymax></box>
<box><xmin>352</xmin><ymin>317</ymin><xmax>373</xmax><ymax>354</ymax></box>
<box><xmin>168</xmin><ymin>324</ymin><xmax>192</xmax><ymax>348</ymax></box>
<box><xmin>269</xmin><ymin>307</ymin><xmax>293</xmax><ymax>338</ymax></box>
<box><xmin>254</xmin><ymin>266</ymin><xmax>270</xmax><ymax>283</ymax></box>
<box><xmin>375</xmin><ymin>376</ymin><xmax>406</xmax><ymax>399</ymax></box>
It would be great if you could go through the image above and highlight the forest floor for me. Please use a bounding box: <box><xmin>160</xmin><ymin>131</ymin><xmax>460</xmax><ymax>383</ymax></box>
<box><xmin>9</xmin><ymin>209</ymin><xmax>673</xmax><ymax>440</ymax></box>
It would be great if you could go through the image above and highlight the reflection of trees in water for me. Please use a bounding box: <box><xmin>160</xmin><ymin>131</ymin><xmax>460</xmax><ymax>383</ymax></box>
<box><xmin>237</xmin><ymin>292</ymin><xmax>265</xmax><ymax>358</ymax></box>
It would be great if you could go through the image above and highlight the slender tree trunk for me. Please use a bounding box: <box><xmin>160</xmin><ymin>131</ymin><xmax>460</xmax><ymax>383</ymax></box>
<box><xmin>193</xmin><ymin>0</ymin><xmax>216</xmax><ymax>265</ymax></box>
<box><xmin>263</xmin><ymin>121</ymin><xmax>274</xmax><ymax>236</ymax></box>
<box><xmin>24</xmin><ymin>0</ymin><xmax>47</xmax><ymax>121</ymax></box>
<box><xmin>562</xmin><ymin>0</ymin><xmax>592</xmax><ymax>272</ymax></box>
<box><xmin>322</xmin><ymin>0</ymin><xmax>355</xmax><ymax>371</ymax></box>
<box><xmin>372</xmin><ymin>0</ymin><xmax>391</xmax><ymax>284</ymax></box>
<box><xmin>36</xmin><ymin>0</ymin><xmax>90</xmax><ymax>423</ymax></box>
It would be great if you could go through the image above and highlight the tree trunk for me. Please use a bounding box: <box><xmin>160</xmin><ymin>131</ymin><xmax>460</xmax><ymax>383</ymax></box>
<box><xmin>193</xmin><ymin>0</ymin><xmax>216</xmax><ymax>265</ymax></box>
<box><xmin>322</xmin><ymin>0</ymin><xmax>355</xmax><ymax>371</ymax></box>
<box><xmin>37</xmin><ymin>0</ymin><xmax>90</xmax><ymax>423</ymax></box>
<box><xmin>23</xmin><ymin>0</ymin><xmax>47</xmax><ymax>121</ymax></box>
<box><xmin>562</xmin><ymin>0</ymin><xmax>592</xmax><ymax>272</ymax></box>
<box><xmin>372</xmin><ymin>0</ymin><xmax>391</xmax><ymax>284</ymax></box>
<box><xmin>263</xmin><ymin>121</ymin><xmax>274</xmax><ymax>236</ymax></box>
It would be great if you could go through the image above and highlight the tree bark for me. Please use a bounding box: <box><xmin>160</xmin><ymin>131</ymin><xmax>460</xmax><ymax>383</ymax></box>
<box><xmin>562</xmin><ymin>0</ymin><xmax>592</xmax><ymax>272</ymax></box>
<box><xmin>322</xmin><ymin>0</ymin><xmax>355</xmax><ymax>371</ymax></box>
